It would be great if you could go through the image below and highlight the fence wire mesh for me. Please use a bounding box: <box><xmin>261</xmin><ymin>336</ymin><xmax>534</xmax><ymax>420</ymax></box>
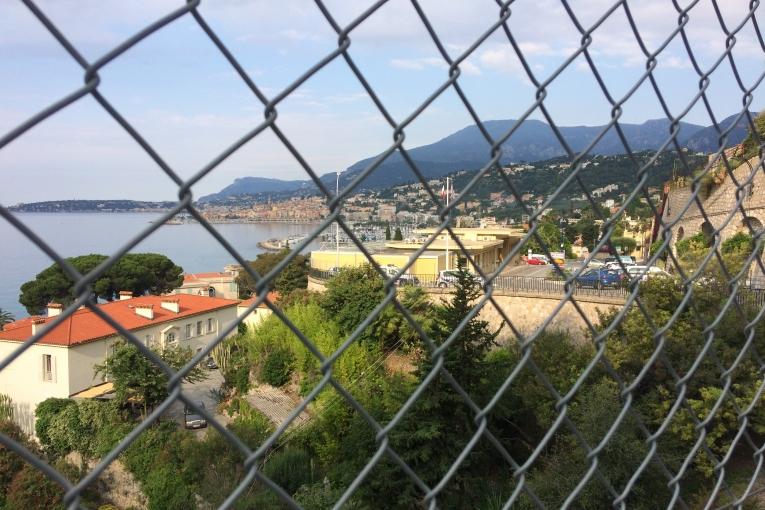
<box><xmin>2</xmin><ymin>0</ymin><xmax>765</xmax><ymax>508</ymax></box>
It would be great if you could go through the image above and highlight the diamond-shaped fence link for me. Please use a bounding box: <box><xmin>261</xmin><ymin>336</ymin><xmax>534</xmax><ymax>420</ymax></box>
<box><xmin>1</xmin><ymin>0</ymin><xmax>765</xmax><ymax>508</ymax></box>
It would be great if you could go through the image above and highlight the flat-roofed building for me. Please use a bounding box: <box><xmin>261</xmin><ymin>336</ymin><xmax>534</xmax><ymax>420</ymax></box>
<box><xmin>310</xmin><ymin>226</ymin><xmax>523</xmax><ymax>276</ymax></box>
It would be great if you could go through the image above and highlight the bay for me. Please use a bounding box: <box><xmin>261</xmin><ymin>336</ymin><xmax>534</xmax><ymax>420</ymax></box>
<box><xmin>0</xmin><ymin>213</ymin><xmax>322</xmax><ymax>320</ymax></box>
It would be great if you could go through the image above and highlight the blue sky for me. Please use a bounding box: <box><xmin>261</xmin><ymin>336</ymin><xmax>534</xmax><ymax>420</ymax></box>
<box><xmin>1</xmin><ymin>0</ymin><xmax>763</xmax><ymax>203</ymax></box>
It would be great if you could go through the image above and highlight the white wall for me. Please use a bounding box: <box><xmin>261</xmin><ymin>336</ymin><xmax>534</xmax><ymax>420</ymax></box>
<box><xmin>0</xmin><ymin>341</ymin><xmax>70</xmax><ymax>434</ymax></box>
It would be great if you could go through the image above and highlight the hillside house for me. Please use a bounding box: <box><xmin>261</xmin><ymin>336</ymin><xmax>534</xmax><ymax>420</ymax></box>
<box><xmin>0</xmin><ymin>294</ymin><xmax>239</xmax><ymax>434</ymax></box>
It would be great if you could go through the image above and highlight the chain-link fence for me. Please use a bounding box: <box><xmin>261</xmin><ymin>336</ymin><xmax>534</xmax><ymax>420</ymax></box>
<box><xmin>2</xmin><ymin>0</ymin><xmax>765</xmax><ymax>508</ymax></box>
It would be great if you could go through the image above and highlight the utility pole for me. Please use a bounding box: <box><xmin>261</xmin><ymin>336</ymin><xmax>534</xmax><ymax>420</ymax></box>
<box><xmin>445</xmin><ymin>177</ymin><xmax>451</xmax><ymax>271</ymax></box>
<box><xmin>336</xmin><ymin>171</ymin><xmax>340</xmax><ymax>269</ymax></box>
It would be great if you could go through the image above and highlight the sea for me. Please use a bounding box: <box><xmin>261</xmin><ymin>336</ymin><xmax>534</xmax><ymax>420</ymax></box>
<box><xmin>0</xmin><ymin>213</ymin><xmax>323</xmax><ymax>320</ymax></box>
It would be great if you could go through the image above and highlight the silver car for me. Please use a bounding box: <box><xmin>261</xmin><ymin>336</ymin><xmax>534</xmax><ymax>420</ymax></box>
<box><xmin>184</xmin><ymin>401</ymin><xmax>207</xmax><ymax>429</ymax></box>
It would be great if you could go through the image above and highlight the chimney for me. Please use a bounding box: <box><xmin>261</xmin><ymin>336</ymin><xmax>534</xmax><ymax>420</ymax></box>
<box><xmin>134</xmin><ymin>304</ymin><xmax>154</xmax><ymax>320</ymax></box>
<box><xmin>31</xmin><ymin>317</ymin><xmax>46</xmax><ymax>336</ymax></box>
<box><xmin>47</xmin><ymin>303</ymin><xmax>63</xmax><ymax>317</ymax></box>
<box><xmin>118</xmin><ymin>291</ymin><xmax>133</xmax><ymax>301</ymax></box>
<box><xmin>160</xmin><ymin>299</ymin><xmax>180</xmax><ymax>313</ymax></box>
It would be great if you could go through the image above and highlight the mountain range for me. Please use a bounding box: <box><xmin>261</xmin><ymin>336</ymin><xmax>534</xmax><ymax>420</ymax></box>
<box><xmin>199</xmin><ymin>113</ymin><xmax>754</xmax><ymax>203</ymax></box>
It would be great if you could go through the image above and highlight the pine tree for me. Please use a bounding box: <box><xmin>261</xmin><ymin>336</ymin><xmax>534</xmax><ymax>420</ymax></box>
<box><xmin>385</xmin><ymin>224</ymin><xmax>391</xmax><ymax>241</ymax></box>
<box><xmin>393</xmin><ymin>227</ymin><xmax>403</xmax><ymax>241</ymax></box>
<box><xmin>369</xmin><ymin>258</ymin><xmax>499</xmax><ymax>508</ymax></box>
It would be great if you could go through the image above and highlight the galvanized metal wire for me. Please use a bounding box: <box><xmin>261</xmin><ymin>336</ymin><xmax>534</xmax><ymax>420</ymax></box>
<box><xmin>1</xmin><ymin>0</ymin><xmax>765</xmax><ymax>508</ymax></box>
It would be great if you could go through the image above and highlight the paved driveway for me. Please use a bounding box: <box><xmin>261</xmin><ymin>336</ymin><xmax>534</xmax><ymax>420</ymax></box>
<box><xmin>166</xmin><ymin>368</ymin><xmax>230</xmax><ymax>433</ymax></box>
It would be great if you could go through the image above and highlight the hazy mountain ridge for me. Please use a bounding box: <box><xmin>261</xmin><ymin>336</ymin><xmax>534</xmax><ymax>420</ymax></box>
<box><xmin>199</xmin><ymin>113</ymin><xmax>751</xmax><ymax>203</ymax></box>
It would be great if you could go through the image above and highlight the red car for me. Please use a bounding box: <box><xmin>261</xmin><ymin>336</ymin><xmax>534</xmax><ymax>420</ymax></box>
<box><xmin>526</xmin><ymin>256</ymin><xmax>548</xmax><ymax>265</ymax></box>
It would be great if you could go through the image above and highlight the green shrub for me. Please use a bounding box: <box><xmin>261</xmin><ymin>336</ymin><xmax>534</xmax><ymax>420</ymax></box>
<box><xmin>5</xmin><ymin>463</ymin><xmax>64</xmax><ymax>510</ymax></box>
<box><xmin>224</xmin><ymin>360</ymin><xmax>251</xmax><ymax>394</ymax></box>
<box><xmin>45</xmin><ymin>400</ymin><xmax>128</xmax><ymax>459</ymax></box>
<box><xmin>143</xmin><ymin>464</ymin><xmax>195</xmax><ymax>510</ymax></box>
<box><xmin>0</xmin><ymin>394</ymin><xmax>13</xmax><ymax>422</ymax></box>
<box><xmin>262</xmin><ymin>347</ymin><xmax>295</xmax><ymax>387</ymax></box>
<box><xmin>0</xmin><ymin>421</ymin><xmax>27</xmax><ymax>504</ymax></box>
<box><xmin>122</xmin><ymin>421</ymin><xmax>179</xmax><ymax>482</ymax></box>
<box><xmin>35</xmin><ymin>398</ymin><xmax>75</xmax><ymax>451</ymax></box>
<box><xmin>263</xmin><ymin>448</ymin><xmax>316</xmax><ymax>495</ymax></box>
<box><xmin>227</xmin><ymin>400</ymin><xmax>274</xmax><ymax>450</ymax></box>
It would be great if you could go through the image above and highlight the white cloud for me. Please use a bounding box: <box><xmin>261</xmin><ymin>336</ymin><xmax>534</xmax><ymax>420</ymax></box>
<box><xmin>389</xmin><ymin>57</ymin><xmax>447</xmax><ymax>71</ymax></box>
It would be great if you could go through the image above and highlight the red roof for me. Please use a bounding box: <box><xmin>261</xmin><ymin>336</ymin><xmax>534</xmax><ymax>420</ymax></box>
<box><xmin>183</xmin><ymin>272</ymin><xmax>235</xmax><ymax>283</ymax></box>
<box><xmin>0</xmin><ymin>294</ymin><xmax>239</xmax><ymax>347</ymax></box>
<box><xmin>239</xmin><ymin>291</ymin><xmax>280</xmax><ymax>309</ymax></box>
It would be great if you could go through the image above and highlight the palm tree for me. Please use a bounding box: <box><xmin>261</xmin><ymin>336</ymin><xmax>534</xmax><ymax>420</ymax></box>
<box><xmin>0</xmin><ymin>309</ymin><xmax>14</xmax><ymax>328</ymax></box>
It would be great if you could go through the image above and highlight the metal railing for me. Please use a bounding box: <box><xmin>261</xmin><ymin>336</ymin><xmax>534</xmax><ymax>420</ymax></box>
<box><xmin>1</xmin><ymin>1</ymin><xmax>764</xmax><ymax>509</ymax></box>
<box><xmin>309</xmin><ymin>268</ymin><xmax>631</xmax><ymax>299</ymax></box>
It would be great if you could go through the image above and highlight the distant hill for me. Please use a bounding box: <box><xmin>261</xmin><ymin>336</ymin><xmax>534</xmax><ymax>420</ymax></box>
<box><xmin>683</xmin><ymin>112</ymin><xmax>754</xmax><ymax>153</ymax></box>
<box><xmin>8</xmin><ymin>200</ymin><xmax>175</xmax><ymax>213</ymax></box>
<box><xmin>199</xmin><ymin>114</ymin><xmax>754</xmax><ymax>204</ymax></box>
<box><xmin>198</xmin><ymin>177</ymin><xmax>316</xmax><ymax>203</ymax></box>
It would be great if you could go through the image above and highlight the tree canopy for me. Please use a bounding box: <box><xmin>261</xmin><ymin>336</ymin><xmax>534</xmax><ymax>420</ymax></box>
<box><xmin>0</xmin><ymin>309</ymin><xmax>13</xmax><ymax>328</ymax></box>
<box><xmin>94</xmin><ymin>340</ymin><xmax>207</xmax><ymax>416</ymax></box>
<box><xmin>236</xmin><ymin>249</ymin><xmax>308</xmax><ymax>299</ymax></box>
<box><xmin>19</xmin><ymin>253</ymin><xmax>183</xmax><ymax>314</ymax></box>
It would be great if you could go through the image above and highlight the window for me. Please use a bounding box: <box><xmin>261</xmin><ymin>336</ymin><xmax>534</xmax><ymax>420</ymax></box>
<box><xmin>186</xmin><ymin>324</ymin><xmax>192</xmax><ymax>339</ymax></box>
<box><xmin>42</xmin><ymin>354</ymin><xmax>54</xmax><ymax>382</ymax></box>
<box><xmin>145</xmin><ymin>334</ymin><xmax>153</xmax><ymax>346</ymax></box>
<box><xmin>207</xmin><ymin>318</ymin><xmax>214</xmax><ymax>333</ymax></box>
<box><xmin>196</xmin><ymin>321</ymin><xmax>203</xmax><ymax>336</ymax></box>
<box><xmin>166</xmin><ymin>332</ymin><xmax>176</xmax><ymax>343</ymax></box>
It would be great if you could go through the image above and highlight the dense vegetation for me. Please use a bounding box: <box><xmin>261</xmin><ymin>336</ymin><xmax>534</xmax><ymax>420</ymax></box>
<box><xmin>236</xmin><ymin>248</ymin><xmax>309</xmax><ymax>299</ymax></box>
<box><xmin>11</xmin><ymin>233</ymin><xmax>765</xmax><ymax>508</ymax></box>
<box><xmin>19</xmin><ymin>253</ymin><xmax>184</xmax><ymax>314</ymax></box>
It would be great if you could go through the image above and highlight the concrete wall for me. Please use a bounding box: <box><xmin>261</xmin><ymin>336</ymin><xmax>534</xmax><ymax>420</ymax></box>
<box><xmin>476</xmin><ymin>294</ymin><xmax>619</xmax><ymax>344</ymax></box>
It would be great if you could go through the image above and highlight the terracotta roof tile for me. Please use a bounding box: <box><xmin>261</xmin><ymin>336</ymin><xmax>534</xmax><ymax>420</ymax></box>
<box><xmin>0</xmin><ymin>295</ymin><xmax>239</xmax><ymax>347</ymax></box>
<box><xmin>183</xmin><ymin>272</ymin><xmax>235</xmax><ymax>283</ymax></box>
<box><xmin>238</xmin><ymin>291</ymin><xmax>280</xmax><ymax>309</ymax></box>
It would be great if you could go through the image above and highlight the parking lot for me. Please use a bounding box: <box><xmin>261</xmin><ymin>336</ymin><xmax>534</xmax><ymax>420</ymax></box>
<box><xmin>501</xmin><ymin>260</ymin><xmax>587</xmax><ymax>277</ymax></box>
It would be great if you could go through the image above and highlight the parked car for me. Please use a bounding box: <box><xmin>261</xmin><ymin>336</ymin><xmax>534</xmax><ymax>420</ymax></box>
<box><xmin>381</xmin><ymin>265</ymin><xmax>419</xmax><ymax>286</ymax></box>
<box><xmin>526</xmin><ymin>256</ymin><xmax>548</xmax><ymax>265</ymax></box>
<box><xmin>184</xmin><ymin>401</ymin><xmax>208</xmax><ymax>429</ymax></box>
<box><xmin>574</xmin><ymin>268</ymin><xmax>625</xmax><ymax>289</ymax></box>
<box><xmin>436</xmin><ymin>270</ymin><xmax>484</xmax><ymax>288</ymax></box>
<box><xmin>586</xmin><ymin>259</ymin><xmax>605</xmax><ymax>268</ymax></box>
<box><xmin>626</xmin><ymin>265</ymin><xmax>669</xmax><ymax>281</ymax></box>
<box><xmin>327</xmin><ymin>266</ymin><xmax>341</xmax><ymax>277</ymax></box>
<box><xmin>604</xmin><ymin>256</ymin><xmax>636</xmax><ymax>271</ymax></box>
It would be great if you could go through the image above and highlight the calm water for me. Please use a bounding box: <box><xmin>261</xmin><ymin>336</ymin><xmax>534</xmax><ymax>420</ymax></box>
<box><xmin>0</xmin><ymin>213</ymin><xmax>322</xmax><ymax>319</ymax></box>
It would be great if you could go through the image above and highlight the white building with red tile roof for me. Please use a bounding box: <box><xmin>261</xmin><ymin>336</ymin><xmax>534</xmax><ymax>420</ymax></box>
<box><xmin>237</xmin><ymin>291</ymin><xmax>280</xmax><ymax>330</ymax></box>
<box><xmin>175</xmin><ymin>270</ymin><xmax>239</xmax><ymax>300</ymax></box>
<box><xmin>0</xmin><ymin>294</ymin><xmax>239</xmax><ymax>433</ymax></box>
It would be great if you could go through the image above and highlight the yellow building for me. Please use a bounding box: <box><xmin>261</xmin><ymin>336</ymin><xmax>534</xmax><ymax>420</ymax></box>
<box><xmin>310</xmin><ymin>248</ymin><xmax>444</xmax><ymax>276</ymax></box>
<box><xmin>413</xmin><ymin>227</ymin><xmax>524</xmax><ymax>271</ymax></box>
<box><xmin>311</xmin><ymin>227</ymin><xmax>523</xmax><ymax>277</ymax></box>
